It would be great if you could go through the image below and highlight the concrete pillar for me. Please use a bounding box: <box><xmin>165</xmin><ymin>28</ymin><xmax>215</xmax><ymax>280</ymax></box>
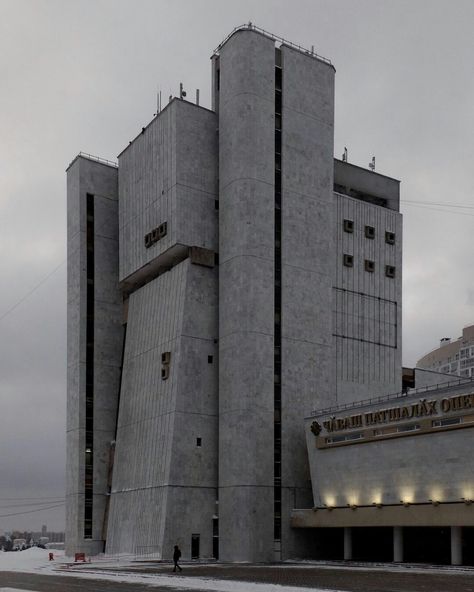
<box><xmin>451</xmin><ymin>526</ymin><xmax>462</xmax><ymax>566</ymax></box>
<box><xmin>344</xmin><ymin>527</ymin><xmax>352</xmax><ymax>561</ymax></box>
<box><xmin>393</xmin><ymin>526</ymin><xmax>403</xmax><ymax>562</ymax></box>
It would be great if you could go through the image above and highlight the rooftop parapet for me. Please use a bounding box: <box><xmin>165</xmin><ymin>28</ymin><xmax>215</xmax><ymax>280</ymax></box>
<box><xmin>212</xmin><ymin>22</ymin><xmax>333</xmax><ymax>69</ymax></box>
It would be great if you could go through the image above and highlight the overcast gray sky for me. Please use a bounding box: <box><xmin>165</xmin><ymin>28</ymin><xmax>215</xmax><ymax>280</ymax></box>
<box><xmin>0</xmin><ymin>0</ymin><xmax>473</xmax><ymax>532</ymax></box>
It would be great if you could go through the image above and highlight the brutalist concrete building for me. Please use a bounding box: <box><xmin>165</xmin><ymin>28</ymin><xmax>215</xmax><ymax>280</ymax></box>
<box><xmin>66</xmin><ymin>25</ymin><xmax>402</xmax><ymax>562</ymax></box>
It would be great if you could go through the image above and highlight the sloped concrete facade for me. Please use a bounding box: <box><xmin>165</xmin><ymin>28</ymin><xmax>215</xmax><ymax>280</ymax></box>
<box><xmin>106</xmin><ymin>260</ymin><xmax>218</xmax><ymax>557</ymax></box>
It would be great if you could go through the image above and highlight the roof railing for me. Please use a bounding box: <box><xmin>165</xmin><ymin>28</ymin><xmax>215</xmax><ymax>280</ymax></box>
<box><xmin>213</xmin><ymin>22</ymin><xmax>332</xmax><ymax>66</ymax></box>
<box><xmin>311</xmin><ymin>375</ymin><xmax>474</xmax><ymax>417</ymax></box>
<box><xmin>70</xmin><ymin>151</ymin><xmax>118</xmax><ymax>169</ymax></box>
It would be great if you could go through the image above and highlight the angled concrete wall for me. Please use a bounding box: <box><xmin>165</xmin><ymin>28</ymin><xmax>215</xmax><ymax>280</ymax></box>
<box><xmin>66</xmin><ymin>156</ymin><xmax>123</xmax><ymax>556</ymax></box>
<box><xmin>106</xmin><ymin>259</ymin><xmax>218</xmax><ymax>558</ymax></box>
<box><xmin>280</xmin><ymin>46</ymin><xmax>336</xmax><ymax>558</ymax></box>
<box><xmin>218</xmin><ymin>29</ymin><xmax>276</xmax><ymax>562</ymax></box>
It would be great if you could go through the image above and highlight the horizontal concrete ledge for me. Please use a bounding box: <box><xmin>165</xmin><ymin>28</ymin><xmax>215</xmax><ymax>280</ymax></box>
<box><xmin>291</xmin><ymin>504</ymin><xmax>474</xmax><ymax>528</ymax></box>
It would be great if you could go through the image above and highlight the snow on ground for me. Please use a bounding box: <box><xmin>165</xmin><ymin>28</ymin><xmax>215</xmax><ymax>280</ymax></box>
<box><xmin>0</xmin><ymin>547</ymin><xmax>61</xmax><ymax>573</ymax></box>
<box><xmin>0</xmin><ymin>548</ymin><xmax>336</xmax><ymax>591</ymax></box>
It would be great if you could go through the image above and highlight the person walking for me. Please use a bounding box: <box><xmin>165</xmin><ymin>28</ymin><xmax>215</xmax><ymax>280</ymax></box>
<box><xmin>173</xmin><ymin>544</ymin><xmax>182</xmax><ymax>572</ymax></box>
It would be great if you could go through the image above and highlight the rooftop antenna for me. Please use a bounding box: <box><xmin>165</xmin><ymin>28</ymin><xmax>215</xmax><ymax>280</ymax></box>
<box><xmin>342</xmin><ymin>147</ymin><xmax>348</xmax><ymax>162</ymax></box>
<box><xmin>156</xmin><ymin>88</ymin><xmax>162</xmax><ymax>114</ymax></box>
<box><xmin>369</xmin><ymin>156</ymin><xmax>376</xmax><ymax>171</ymax></box>
<box><xmin>248</xmin><ymin>21</ymin><xmax>252</xmax><ymax>28</ymax></box>
<box><xmin>196</xmin><ymin>89</ymin><xmax>200</xmax><ymax>106</ymax></box>
<box><xmin>179</xmin><ymin>82</ymin><xmax>186</xmax><ymax>99</ymax></box>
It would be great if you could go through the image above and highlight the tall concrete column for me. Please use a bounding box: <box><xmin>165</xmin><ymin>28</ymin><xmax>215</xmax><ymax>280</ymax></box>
<box><xmin>393</xmin><ymin>527</ymin><xmax>403</xmax><ymax>562</ymax></box>
<box><xmin>217</xmin><ymin>28</ymin><xmax>276</xmax><ymax>563</ymax></box>
<box><xmin>344</xmin><ymin>527</ymin><xmax>352</xmax><ymax>561</ymax></box>
<box><xmin>451</xmin><ymin>526</ymin><xmax>462</xmax><ymax>566</ymax></box>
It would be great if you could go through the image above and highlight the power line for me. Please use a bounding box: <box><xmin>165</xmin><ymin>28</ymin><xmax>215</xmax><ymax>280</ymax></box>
<box><xmin>0</xmin><ymin>496</ymin><xmax>65</xmax><ymax>501</ymax></box>
<box><xmin>0</xmin><ymin>503</ymin><xmax>64</xmax><ymax>518</ymax></box>
<box><xmin>0</xmin><ymin>501</ymin><xmax>64</xmax><ymax>509</ymax></box>
<box><xmin>401</xmin><ymin>203</ymin><xmax>474</xmax><ymax>218</ymax></box>
<box><xmin>0</xmin><ymin>259</ymin><xmax>66</xmax><ymax>324</ymax></box>
<box><xmin>402</xmin><ymin>199</ymin><xmax>474</xmax><ymax>210</ymax></box>
<box><xmin>0</xmin><ymin>206</ymin><xmax>114</xmax><ymax>325</ymax></box>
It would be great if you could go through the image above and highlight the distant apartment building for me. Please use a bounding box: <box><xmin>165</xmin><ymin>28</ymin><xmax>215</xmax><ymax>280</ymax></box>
<box><xmin>417</xmin><ymin>325</ymin><xmax>474</xmax><ymax>378</ymax></box>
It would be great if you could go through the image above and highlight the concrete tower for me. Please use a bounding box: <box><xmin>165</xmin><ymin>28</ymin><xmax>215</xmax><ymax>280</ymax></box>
<box><xmin>66</xmin><ymin>25</ymin><xmax>402</xmax><ymax>563</ymax></box>
<box><xmin>215</xmin><ymin>29</ymin><xmax>335</xmax><ymax>561</ymax></box>
<box><xmin>66</xmin><ymin>156</ymin><xmax>123</xmax><ymax>556</ymax></box>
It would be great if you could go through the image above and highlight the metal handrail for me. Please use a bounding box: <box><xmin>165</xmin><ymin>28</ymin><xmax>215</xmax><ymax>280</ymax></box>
<box><xmin>75</xmin><ymin>151</ymin><xmax>118</xmax><ymax>168</ymax></box>
<box><xmin>311</xmin><ymin>376</ymin><xmax>474</xmax><ymax>417</ymax></box>
<box><xmin>213</xmin><ymin>23</ymin><xmax>332</xmax><ymax>66</ymax></box>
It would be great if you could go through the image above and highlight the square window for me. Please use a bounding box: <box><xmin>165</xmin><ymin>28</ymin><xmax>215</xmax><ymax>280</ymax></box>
<box><xmin>343</xmin><ymin>254</ymin><xmax>353</xmax><ymax>267</ymax></box>
<box><xmin>385</xmin><ymin>231</ymin><xmax>395</xmax><ymax>245</ymax></box>
<box><xmin>365</xmin><ymin>225</ymin><xmax>375</xmax><ymax>239</ymax></box>
<box><xmin>385</xmin><ymin>265</ymin><xmax>396</xmax><ymax>278</ymax></box>
<box><xmin>365</xmin><ymin>259</ymin><xmax>375</xmax><ymax>273</ymax></box>
<box><xmin>343</xmin><ymin>219</ymin><xmax>354</xmax><ymax>233</ymax></box>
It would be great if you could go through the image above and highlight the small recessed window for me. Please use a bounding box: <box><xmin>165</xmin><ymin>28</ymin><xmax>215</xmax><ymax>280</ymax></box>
<box><xmin>385</xmin><ymin>231</ymin><xmax>395</xmax><ymax>245</ymax></box>
<box><xmin>343</xmin><ymin>219</ymin><xmax>354</xmax><ymax>233</ymax></box>
<box><xmin>433</xmin><ymin>417</ymin><xmax>461</xmax><ymax>427</ymax></box>
<box><xmin>214</xmin><ymin>200</ymin><xmax>219</xmax><ymax>210</ymax></box>
<box><xmin>365</xmin><ymin>259</ymin><xmax>375</xmax><ymax>273</ymax></box>
<box><xmin>214</xmin><ymin>253</ymin><xmax>219</xmax><ymax>266</ymax></box>
<box><xmin>196</xmin><ymin>438</ymin><xmax>202</xmax><ymax>447</ymax></box>
<box><xmin>385</xmin><ymin>265</ymin><xmax>396</xmax><ymax>278</ymax></box>
<box><xmin>208</xmin><ymin>355</ymin><xmax>213</xmax><ymax>364</ymax></box>
<box><xmin>365</xmin><ymin>225</ymin><xmax>375</xmax><ymax>239</ymax></box>
<box><xmin>161</xmin><ymin>366</ymin><xmax>169</xmax><ymax>380</ymax></box>
<box><xmin>343</xmin><ymin>254</ymin><xmax>354</xmax><ymax>267</ymax></box>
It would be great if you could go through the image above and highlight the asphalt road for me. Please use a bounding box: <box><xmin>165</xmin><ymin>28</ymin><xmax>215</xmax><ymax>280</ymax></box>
<box><xmin>0</xmin><ymin>571</ymin><xmax>197</xmax><ymax>592</ymax></box>
<box><xmin>3</xmin><ymin>563</ymin><xmax>474</xmax><ymax>592</ymax></box>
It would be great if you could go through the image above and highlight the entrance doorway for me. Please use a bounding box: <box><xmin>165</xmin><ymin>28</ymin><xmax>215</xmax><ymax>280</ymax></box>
<box><xmin>191</xmin><ymin>534</ymin><xmax>200</xmax><ymax>559</ymax></box>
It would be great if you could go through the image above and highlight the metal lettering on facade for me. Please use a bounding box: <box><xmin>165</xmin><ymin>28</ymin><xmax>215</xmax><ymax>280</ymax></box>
<box><xmin>317</xmin><ymin>392</ymin><xmax>474</xmax><ymax>435</ymax></box>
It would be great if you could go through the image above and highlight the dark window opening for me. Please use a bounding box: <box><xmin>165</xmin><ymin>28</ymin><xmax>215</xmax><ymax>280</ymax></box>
<box><xmin>275</xmin><ymin>67</ymin><xmax>282</xmax><ymax>90</ymax></box>
<box><xmin>343</xmin><ymin>219</ymin><xmax>354</xmax><ymax>233</ymax></box>
<box><xmin>385</xmin><ymin>231</ymin><xmax>395</xmax><ymax>245</ymax></box>
<box><xmin>365</xmin><ymin>259</ymin><xmax>375</xmax><ymax>273</ymax></box>
<box><xmin>196</xmin><ymin>437</ymin><xmax>202</xmax><ymax>447</ymax></box>
<box><xmin>84</xmin><ymin>193</ymin><xmax>94</xmax><ymax>540</ymax></box>
<box><xmin>365</xmin><ymin>225</ymin><xmax>375</xmax><ymax>239</ymax></box>
<box><xmin>343</xmin><ymin>254</ymin><xmax>354</xmax><ymax>267</ymax></box>
<box><xmin>214</xmin><ymin>199</ymin><xmax>219</xmax><ymax>210</ymax></box>
<box><xmin>274</xmin><ymin>59</ymin><xmax>282</xmax><ymax>547</ymax></box>
<box><xmin>208</xmin><ymin>355</ymin><xmax>213</xmax><ymax>364</ymax></box>
<box><xmin>385</xmin><ymin>265</ymin><xmax>396</xmax><ymax>278</ymax></box>
<box><xmin>275</xmin><ymin>91</ymin><xmax>282</xmax><ymax>114</ymax></box>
